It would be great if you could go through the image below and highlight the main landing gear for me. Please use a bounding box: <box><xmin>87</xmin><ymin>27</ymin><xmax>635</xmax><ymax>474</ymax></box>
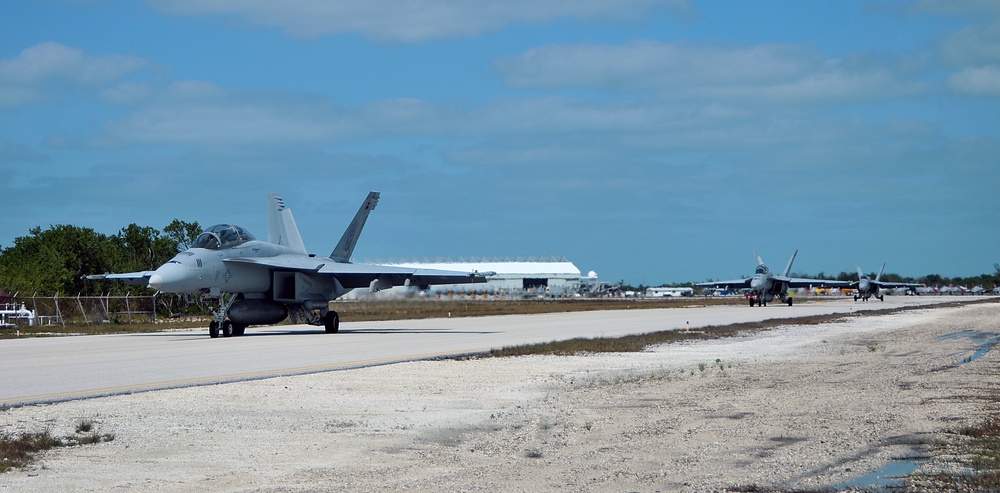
<box><xmin>323</xmin><ymin>311</ymin><xmax>340</xmax><ymax>333</ymax></box>
<box><xmin>747</xmin><ymin>294</ymin><xmax>793</xmax><ymax>307</ymax></box>
<box><xmin>288</xmin><ymin>304</ymin><xmax>340</xmax><ymax>334</ymax></box>
<box><xmin>207</xmin><ymin>293</ymin><xmax>247</xmax><ymax>338</ymax></box>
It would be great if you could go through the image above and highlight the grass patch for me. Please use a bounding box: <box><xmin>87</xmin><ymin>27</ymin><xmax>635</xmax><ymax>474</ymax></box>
<box><xmin>1</xmin><ymin>422</ymin><xmax>115</xmax><ymax>473</ymax></box>
<box><xmin>489</xmin><ymin>312</ymin><xmax>853</xmax><ymax>357</ymax></box>
<box><xmin>0</xmin><ymin>432</ymin><xmax>63</xmax><ymax>473</ymax></box>
<box><xmin>917</xmin><ymin>406</ymin><xmax>1000</xmax><ymax>490</ymax></box>
<box><xmin>4</xmin><ymin>297</ymin><xmax>993</xmax><ymax>339</ymax></box>
<box><xmin>0</xmin><ymin>297</ymin><xmax>743</xmax><ymax>339</ymax></box>
<box><xmin>487</xmin><ymin>299</ymin><xmax>997</xmax><ymax>358</ymax></box>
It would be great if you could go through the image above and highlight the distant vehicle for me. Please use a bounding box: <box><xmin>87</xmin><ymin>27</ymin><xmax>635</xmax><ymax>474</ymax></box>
<box><xmin>88</xmin><ymin>192</ymin><xmax>489</xmax><ymax>338</ymax></box>
<box><xmin>695</xmin><ymin>250</ymin><xmax>847</xmax><ymax>307</ymax></box>
<box><xmin>848</xmin><ymin>264</ymin><xmax>922</xmax><ymax>301</ymax></box>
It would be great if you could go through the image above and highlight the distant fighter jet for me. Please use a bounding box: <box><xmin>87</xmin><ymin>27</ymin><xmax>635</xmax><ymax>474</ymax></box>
<box><xmin>848</xmin><ymin>264</ymin><xmax>922</xmax><ymax>301</ymax></box>
<box><xmin>88</xmin><ymin>192</ymin><xmax>490</xmax><ymax>338</ymax></box>
<box><xmin>696</xmin><ymin>250</ymin><xmax>847</xmax><ymax>307</ymax></box>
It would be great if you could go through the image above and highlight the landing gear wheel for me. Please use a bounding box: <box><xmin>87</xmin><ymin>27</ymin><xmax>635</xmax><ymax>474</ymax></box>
<box><xmin>878</xmin><ymin>295</ymin><xmax>884</xmax><ymax>302</ymax></box>
<box><xmin>222</xmin><ymin>320</ymin><xmax>233</xmax><ymax>338</ymax></box>
<box><xmin>748</xmin><ymin>297</ymin><xmax>755</xmax><ymax>307</ymax></box>
<box><xmin>787</xmin><ymin>297</ymin><xmax>793</xmax><ymax>306</ymax></box>
<box><xmin>232</xmin><ymin>323</ymin><xmax>246</xmax><ymax>336</ymax></box>
<box><xmin>324</xmin><ymin>311</ymin><xmax>340</xmax><ymax>333</ymax></box>
<box><xmin>209</xmin><ymin>321</ymin><xmax>219</xmax><ymax>338</ymax></box>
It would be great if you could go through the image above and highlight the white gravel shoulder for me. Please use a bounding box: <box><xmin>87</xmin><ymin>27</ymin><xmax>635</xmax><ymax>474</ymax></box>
<box><xmin>2</xmin><ymin>302</ymin><xmax>998</xmax><ymax>492</ymax></box>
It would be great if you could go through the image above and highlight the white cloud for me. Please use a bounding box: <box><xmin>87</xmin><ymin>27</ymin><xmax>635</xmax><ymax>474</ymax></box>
<box><xmin>0</xmin><ymin>42</ymin><xmax>148</xmax><ymax>107</ymax></box>
<box><xmin>495</xmin><ymin>41</ymin><xmax>920</xmax><ymax>104</ymax></box>
<box><xmin>0</xmin><ymin>42</ymin><xmax>146</xmax><ymax>85</ymax></box>
<box><xmin>497</xmin><ymin>42</ymin><xmax>813</xmax><ymax>90</ymax></box>
<box><xmin>101</xmin><ymin>90</ymin><xmax>365</xmax><ymax>147</ymax></box>
<box><xmin>947</xmin><ymin>65</ymin><xmax>1000</xmax><ymax>96</ymax></box>
<box><xmin>145</xmin><ymin>0</ymin><xmax>690</xmax><ymax>42</ymax></box>
<box><xmin>939</xmin><ymin>21</ymin><xmax>1000</xmax><ymax>68</ymax></box>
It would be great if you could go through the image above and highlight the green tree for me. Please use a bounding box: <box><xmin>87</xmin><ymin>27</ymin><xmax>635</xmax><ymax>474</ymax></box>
<box><xmin>0</xmin><ymin>225</ymin><xmax>119</xmax><ymax>295</ymax></box>
<box><xmin>163</xmin><ymin>219</ymin><xmax>202</xmax><ymax>251</ymax></box>
<box><xmin>114</xmin><ymin>224</ymin><xmax>176</xmax><ymax>273</ymax></box>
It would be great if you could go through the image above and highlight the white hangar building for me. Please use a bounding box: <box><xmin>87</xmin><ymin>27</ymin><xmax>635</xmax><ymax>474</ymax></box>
<box><xmin>379</xmin><ymin>256</ymin><xmax>584</xmax><ymax>297</ymax></box>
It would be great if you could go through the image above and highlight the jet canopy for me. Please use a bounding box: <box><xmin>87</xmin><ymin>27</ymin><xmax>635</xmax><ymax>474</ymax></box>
<box><xmin>191</xmin><ymin>224</ymin><xmax>256</xmax><ymax>250</ymax></box>
<box><xmin>755</xmin><ymin>265</ymin><xmax>768</xmax><ymax>275</ymax></box>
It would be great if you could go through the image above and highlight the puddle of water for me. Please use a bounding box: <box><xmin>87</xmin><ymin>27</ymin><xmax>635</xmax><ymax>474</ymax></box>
<box><xmin>937</xmin><ymin>330</ymin><xmax>999</xmax><ymax>365</ymax></box>
<box><xmin>834</xmin><ymin>459</ymin><xmax>922</xmax><ymax>490</ymax></box>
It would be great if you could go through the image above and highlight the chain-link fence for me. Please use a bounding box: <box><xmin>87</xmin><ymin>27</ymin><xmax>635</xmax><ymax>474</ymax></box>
<box><xmin>2</xmin><ymin>294</ymin><xmax>156</xmax><ymax>326</ymax></box>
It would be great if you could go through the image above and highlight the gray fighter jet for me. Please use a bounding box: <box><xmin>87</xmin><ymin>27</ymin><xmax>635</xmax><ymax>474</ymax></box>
<box><xmin>696</xmin><ymin>250</ymin><xmax>847</xmax><ymax>307</ymax></box>
<box><xmin>88</xmin><ymin>192</ymin><xmax>490</xmax><ymax>338</ymax></box>
<box><xmin>848</xmin><ymin>264</ymin><xmax>922</xmax><ymax>301</ymax></box>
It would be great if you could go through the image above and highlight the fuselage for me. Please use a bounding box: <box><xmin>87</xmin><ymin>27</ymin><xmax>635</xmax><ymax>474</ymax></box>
<box><xmin>148</xmin><ymin>240</ymin><xmax>301</xmax><ymax>295</ymax></box>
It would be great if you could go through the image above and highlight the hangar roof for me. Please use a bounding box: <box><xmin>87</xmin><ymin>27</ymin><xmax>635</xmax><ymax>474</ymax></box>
<box><xmin>383</xmin><ymin>260</ymin><xmax>581</xmax><ymax>277</ymax></box>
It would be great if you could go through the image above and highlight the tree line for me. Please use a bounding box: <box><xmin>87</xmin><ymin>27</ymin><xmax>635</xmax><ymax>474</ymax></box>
<box><xmin>0</xmin><ymin>221</ymin><xmax>201</xmax><ymax>298</ymax></box>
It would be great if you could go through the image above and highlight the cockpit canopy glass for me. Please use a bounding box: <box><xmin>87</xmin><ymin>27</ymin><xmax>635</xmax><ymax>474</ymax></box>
<box><xmin>191</xmin><ymin>224</ymin><xmax>256</xmax><ymax>250</ymax></box>
<box><xmin>755</xmin><ymin>265</ymin><xmax>768</xmax><ymax>275</ymax></box>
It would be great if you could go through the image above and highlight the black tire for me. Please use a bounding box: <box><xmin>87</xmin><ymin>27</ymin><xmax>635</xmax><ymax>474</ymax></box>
<box><xmin>787</xmin><ymin>297</ymin><xmax>793</xmax><ymax>306</ymax></box>
<box><xmin>222</xmin><ymin>320</ymin><xmax>233</xmax><ymax>338</ymax></box>
<box><xmin>209</xmin><ymin>321</ymin><xmax>219</xmax><ymax>338</ymax></box>
<box><xmin>749</xmin><ymin>297</ymin><xmax>755</xmax><ymax>307</ymax></box>
<box><xmin>232</xmin><ymin>324</ymin><xmax>246</xmax><ymax>336</ymax></box>
<box><xmin>324</xmin><ymin>311</ymin><xmax>340</xmax><ymax>333</ymax></box>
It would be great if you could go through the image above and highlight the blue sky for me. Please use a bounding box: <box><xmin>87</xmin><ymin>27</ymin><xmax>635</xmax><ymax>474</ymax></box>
<box><xmin>2</xmin><ymin>0</ymin><xmax>998</xmax><ymax>285</ymax></box>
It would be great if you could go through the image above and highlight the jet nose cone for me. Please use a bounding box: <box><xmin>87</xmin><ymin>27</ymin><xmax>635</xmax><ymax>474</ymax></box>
<box><xmin>148</xmin><ymin>273</ymin><xmax>164</xmax><ymax>290</ymax></box>
<box><xmin>147</xmin><ymin>263</ymin><xmax>187</xmax><ymax>292</ymax></box>
<box><xmin>750</xmin><ymin>277</ymin><xmax>765</xmax><ymax>290</ymax></box>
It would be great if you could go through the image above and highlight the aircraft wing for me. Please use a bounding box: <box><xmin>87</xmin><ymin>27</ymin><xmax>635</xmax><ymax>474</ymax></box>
<box><xmin>224</xmin><ymin>256</ymin><xmax>490</xmax><ymax>289</ymax></box>
<box><xmin>695</xmin><ymin>278</ymin><xmax>751</xmax><ymax>290</ymax></box>
<box><xmin>779</xmin><ymin>277</ymin><xmax>849</xmax><ymax>288</ymax></box>
<box><xmin>84</xmin><ymin>271</ymin><xmax>155</xmax><ymax>287</ymax></box>
<box><xmin>874</xmin><ymin>281</ymin><xmax>923</xmax><ymax>289</ymax></box>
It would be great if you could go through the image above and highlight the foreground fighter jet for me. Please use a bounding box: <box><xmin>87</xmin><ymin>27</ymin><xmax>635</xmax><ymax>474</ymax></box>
<box><xmin>696</xmin><ymin>250</ymin><xmax>847</xmax><ymax>307</ymax></box>
<box><xmin>88</xmin><ymin>192</ymin><xmax>490</xmax><ymax>338</ymax></box>
<box><xmin>849</xmin><ymin>264</ymin><xmax>922</xmax><ymax>301</ymax></box>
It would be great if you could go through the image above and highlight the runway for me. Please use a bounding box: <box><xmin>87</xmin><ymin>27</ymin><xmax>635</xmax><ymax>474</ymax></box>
<box><xmin>0</xmin><ymin>296</ymin><xmax>976</xmax><ymax>406</ymax></box>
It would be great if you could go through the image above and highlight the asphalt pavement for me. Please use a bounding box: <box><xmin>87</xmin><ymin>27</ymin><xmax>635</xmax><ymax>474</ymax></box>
<box><xmin>0</xmin><ymin>295</ymin><xmax>976</xmax><ymax>406</ymax></box>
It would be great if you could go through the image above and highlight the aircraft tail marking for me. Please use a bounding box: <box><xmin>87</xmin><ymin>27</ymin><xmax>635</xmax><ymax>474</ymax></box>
<box><xmin>267</xmin><ymin>194</ymin><xmax>307</xmax><ymax>253</ymax></box>
<box><xmin>330</xmin><ymin>191</ymin><xmax>380</xmax><ymax>263</ymax></box>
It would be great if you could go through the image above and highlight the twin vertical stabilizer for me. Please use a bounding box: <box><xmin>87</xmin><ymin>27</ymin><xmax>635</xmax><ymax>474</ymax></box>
<box><xmin>782</xmin><ymin>250</ymin><xmax>798</xmax><ymax>277</ymax></box>
<box><xmin>267</xmin><ymin>193</ymin><xmax>307</xmax><ymax>253</ymax></box>
<box><xmin>330</xmin><ymin>191</ymin><xmax>380</xmax><ymax>263</ymax></box>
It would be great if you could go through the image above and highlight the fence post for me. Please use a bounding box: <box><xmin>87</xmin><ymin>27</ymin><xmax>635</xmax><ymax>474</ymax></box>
<box><xmin>77</xmin><ymin>293</ymin><xmax>89</xmax><ymax>325</ymax></box>
<box><xmin>55</xmin><ymin>291</ymin><xmax>65</xmax><ymax>327</ymax></box>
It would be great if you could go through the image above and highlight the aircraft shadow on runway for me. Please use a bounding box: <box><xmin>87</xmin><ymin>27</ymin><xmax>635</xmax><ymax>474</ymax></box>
<box><xmin>157</xmin><ymin>326</ymin><xmax>499</xmax><ymax>340</ymax></box>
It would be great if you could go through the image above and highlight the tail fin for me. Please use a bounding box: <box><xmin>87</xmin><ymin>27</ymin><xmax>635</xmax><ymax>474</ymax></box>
<box><xmin>330</xmin><ymin>191</ymin><xmax>380</xmax><ymax>263</ymax></box>
<box><xmin>754</xmin><ymin>251</ymin><xmax>765</xmax><ymax>267</ymax></box>
<box><xmin>267</xmin><ymin>194</ymin><xmax>307</xmax><ymax>253</ymax></box>
<box><xmin>876</xmin><ymin>263</ymin><xmax>886</xmax><ymax>282</ymax></box>
<box><xmin>782</xmin><ymin>249</ymin><xmax>798</xmax><ymax>277</ymax></box>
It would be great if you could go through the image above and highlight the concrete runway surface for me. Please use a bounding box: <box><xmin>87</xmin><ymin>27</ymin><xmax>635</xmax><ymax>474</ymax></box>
<box><xmin>0</xmin><ymin>296</ymin><xmax>974</xmax><ymax>406</ymax></box>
